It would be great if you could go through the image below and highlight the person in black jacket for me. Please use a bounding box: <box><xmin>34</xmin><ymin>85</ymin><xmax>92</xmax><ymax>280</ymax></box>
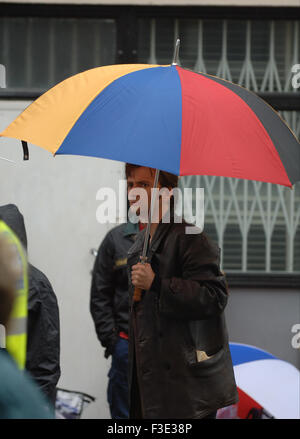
<box><xmin>126</xmin><ymin>164</ymin><xmax>238</xmax><ymax>419</ymax></box>
<box><xmin>0</xmin><ymin>204</ymin><xmax>60</xmax><ymax>406</ymax></box>
<box><xmin>90</xmin><ymin>220</ymin><xmax>140</xmax><ymax>419</ymax></box>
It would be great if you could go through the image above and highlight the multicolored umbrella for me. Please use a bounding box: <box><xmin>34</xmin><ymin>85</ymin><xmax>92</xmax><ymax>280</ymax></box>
<box><xmin>1</xmin><ymin>54</ymin><xmax>299</xmax><ymax>188</ymax></box>
<box><xmin>217</xmin><ymin>343</ymin><xmax>300</xmax><ymax>419</ymax></box>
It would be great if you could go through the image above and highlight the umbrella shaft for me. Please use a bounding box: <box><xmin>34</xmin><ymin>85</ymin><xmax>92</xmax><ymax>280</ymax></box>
<box><xmin>141</xmin><ymin>168</ymin><xmax>160</xmax><ymax>260</ymax></box>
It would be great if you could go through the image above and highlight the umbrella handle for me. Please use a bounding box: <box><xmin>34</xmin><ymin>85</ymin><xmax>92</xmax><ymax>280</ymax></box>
<box><xmin>133</xmin><ymin>287</ymin><xmax>143</xmax><ymax>302</ymax></box>
<box><xmin>132</xmin><ymin>255</ymin><xmax>148</xmax><ymax>302</ymax></box>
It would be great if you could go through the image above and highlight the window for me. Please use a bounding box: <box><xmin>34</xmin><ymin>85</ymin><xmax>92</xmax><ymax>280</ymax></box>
<box><xmin>0</xmin><ymin>16</ymin><xmax>116</xmax><ymax>90</ymax></box>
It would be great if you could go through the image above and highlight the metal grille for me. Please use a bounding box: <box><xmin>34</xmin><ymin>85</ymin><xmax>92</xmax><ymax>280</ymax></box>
<box><xmin>179</xmin><ymin>175</ymin><xmax>300</xmax><ymax>273</ymax></box>
<box><xmin>138</xmin><ymin>17</ymin><xmax>300</xmax><ymax>273</ymax></box>
<box><xmin>138</xmin><ymin>18</ymin><xmax>300</xmax><ymax>89</ymax></box>
<box><xmin>0</xmin><ymin>17</ymin><xmax>116</xmax><ymax>90</ymax></box>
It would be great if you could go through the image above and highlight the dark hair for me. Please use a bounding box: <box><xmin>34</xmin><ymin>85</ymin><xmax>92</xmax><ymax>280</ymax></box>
<box><xmin>125</xmin><ymin>163</ymin><xmax>179</xmax><ymax>189</ymax></box>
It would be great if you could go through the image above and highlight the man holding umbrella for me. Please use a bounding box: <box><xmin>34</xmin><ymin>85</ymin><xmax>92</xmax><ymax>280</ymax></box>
<box><xmin>126</xmin><ymin>164</ymin><xmax>238</xmax><ymax>419</ymax></box>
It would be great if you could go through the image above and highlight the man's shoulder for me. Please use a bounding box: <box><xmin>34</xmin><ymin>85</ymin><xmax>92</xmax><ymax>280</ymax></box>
<box><xmin>97</xmin><ymin>222</ymin><xmax>140</xmax><ymax>259</ymax></box>
<box><xmin>168</xmin><ymin>218</ymin><xmax>203</xmax><ymax>239</ymax></box>
<box><xmin>97</xmin><ymin>224</ymin><xmax>125</xmax><ymax>249</ymax></box>
<box><xmin>28</xmin><ymin>264</ymin><xmax>53</xmax><ymax>288</ymax></box>
<box><xmin>169</xmin><ymin>220</ymin><xmax>219</xmax><ymax>253</ymax></box>
<box><xmin>104</xmin><ymin>222</ymin><xmax>138</xmax><ymax>240</ymax></box>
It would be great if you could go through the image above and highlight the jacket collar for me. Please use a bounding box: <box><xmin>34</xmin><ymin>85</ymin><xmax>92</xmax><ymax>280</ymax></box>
<box><xmin>149</xmin><ymin>203</ymin><xmax>179</xmax><ymax>254</ymax></box>
<box><xmin>123</xmin><ymin>220</ymin><xmax>139</xmax><ymax>237</ymax></box>
<box><xmin>128</xmin><ymin>203</ymin><xmax>180</xmax><ymax>259</ymax></box>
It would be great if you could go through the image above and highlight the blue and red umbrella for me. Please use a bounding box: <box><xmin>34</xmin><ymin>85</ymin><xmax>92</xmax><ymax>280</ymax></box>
<box><xmin>1</xmin><ymin>62</ymin><xmax>299</xmax><ymax>188</ymax></box>
<box><xmin>217</xmin><ymin>343</ymin><xmax>300</xmax><ymax>419</ymax></box>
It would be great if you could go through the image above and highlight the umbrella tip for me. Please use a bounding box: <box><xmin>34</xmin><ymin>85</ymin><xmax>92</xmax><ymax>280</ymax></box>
<box><xmin>172</xmin><ymin>39</ymin><xmax>180</xmax><ymax>66</ymax></box>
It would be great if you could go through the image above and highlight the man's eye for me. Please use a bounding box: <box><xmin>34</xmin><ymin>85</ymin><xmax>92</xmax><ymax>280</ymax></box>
<box><xmin>142</xmin><ymin>183</ymin><xmax>149</xmax><ymax>188</ymax></box>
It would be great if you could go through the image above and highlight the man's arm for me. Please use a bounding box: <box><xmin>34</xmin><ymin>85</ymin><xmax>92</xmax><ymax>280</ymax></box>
<box><xmin>153</xmin><ymin>233</ymin><xmax>228</xmax><ymax>320</ymax></box>
<box><xmin>26</xmin><ymin>266</ymin><xmax>60</xmax><ymax>405</ymax></box>
<box><xmin>90</xmin><ymin>231</ymin><xmax>118</xmax><ymax>358</ymax></box>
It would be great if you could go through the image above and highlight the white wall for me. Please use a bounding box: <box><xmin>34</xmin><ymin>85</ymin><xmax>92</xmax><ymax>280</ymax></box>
<box><xmin>0</xmin><ymin>100</ymin><xmax>126</xmax><ymax>418</ymax></box>
<box><xmin>225</xmin><ymin>288</ymin><xmax>300</xmax><ymax>370</ymax></box>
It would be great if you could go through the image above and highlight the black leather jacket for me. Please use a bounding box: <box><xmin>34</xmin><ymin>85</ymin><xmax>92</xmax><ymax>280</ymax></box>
<box><xmin>0</xmin><ymin>204</ymin><xmax>60</xmax><ymax>405</ymax></box>
<box><xmin>90</xmin><ymin>222</ymin><xmax>139</xmax><ymax>358</ymax></box>
<box><xmin>127</xmin><ymin>208</ymin><xmax>239</xmax><ymax>419</ymax></box>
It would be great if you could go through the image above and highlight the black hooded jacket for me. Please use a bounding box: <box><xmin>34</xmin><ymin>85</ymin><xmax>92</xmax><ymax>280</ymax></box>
<box><xmin>0</xmin><ymin>204</ymin><xmax>60</xmax><ymax>405</ymax></box>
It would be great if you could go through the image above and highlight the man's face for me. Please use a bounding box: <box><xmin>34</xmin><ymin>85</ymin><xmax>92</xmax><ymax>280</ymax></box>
<box><xmin>127</xmin><ymin>167</ymin><xmax>162</xmax><ymax>220</ymax></box>
<box><xmin>127</xmin><ymin>166</ymin><xmax>174</xmax><ymax>222</ymax></box>
<box><xmin>127</xmin><ymin>166</ymin><xmax>157</xmax><ymax>210</ymax></box>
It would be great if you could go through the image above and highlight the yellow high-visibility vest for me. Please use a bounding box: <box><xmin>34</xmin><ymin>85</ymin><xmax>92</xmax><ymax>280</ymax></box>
<box><xmin>0</xmin><ymin>219</ymin><xmax>28</xmax><ymax>370</ymax></box>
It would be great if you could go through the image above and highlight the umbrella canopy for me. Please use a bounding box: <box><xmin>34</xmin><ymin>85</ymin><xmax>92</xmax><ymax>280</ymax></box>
<box><xmin>227</xmin><ymin>342</ymin><xmax>300</xmax><ymax>419</ymax></box>
<box><xmin>1</xmin><ymin>63</ymin><xmax>300</xmax><ymax>188</ymax></box>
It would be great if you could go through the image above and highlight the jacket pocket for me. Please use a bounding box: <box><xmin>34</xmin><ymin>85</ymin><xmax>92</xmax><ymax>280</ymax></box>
<box><xmin>188</xmin><ymin>345</ymin><xmax>226</xmax><ymax>377</ymax></box>
<box><xmin>182</xmin><ymin>321</ymin><xmax>226</xmax><ymax>372</ymax></box>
